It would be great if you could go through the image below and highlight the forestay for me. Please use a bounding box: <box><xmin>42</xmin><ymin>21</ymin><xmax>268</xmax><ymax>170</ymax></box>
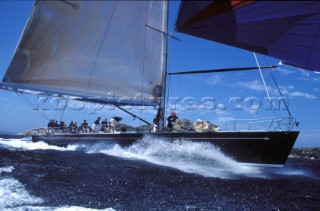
<box><xmin>2</xmin><ymin>1</ymin><xmax>167</xmax><ymax>106</ymax></box>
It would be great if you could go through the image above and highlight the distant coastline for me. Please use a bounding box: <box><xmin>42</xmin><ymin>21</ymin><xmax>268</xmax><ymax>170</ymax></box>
<box><xmin>290</xmin><ymin>147</ymin><xmax>320</xmax><ymax>160</ymax></box>
<box><xmin>0</xmin><ymin>131</ymin><xmax>16</xmax><ymax>135</ymax></box>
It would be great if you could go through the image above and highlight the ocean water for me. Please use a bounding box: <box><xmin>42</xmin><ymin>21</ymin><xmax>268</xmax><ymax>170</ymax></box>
<box><xmin>0</xmin><ymin>137</ymin><xmax>319</xmax><ymax>210</ymax></box>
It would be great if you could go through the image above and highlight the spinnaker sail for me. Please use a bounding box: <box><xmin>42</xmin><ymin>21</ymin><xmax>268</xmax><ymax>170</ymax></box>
<box><xmin>175</xmin><ymin>1</ymin><xmax>320</xmax><ymax>72</ymax></box>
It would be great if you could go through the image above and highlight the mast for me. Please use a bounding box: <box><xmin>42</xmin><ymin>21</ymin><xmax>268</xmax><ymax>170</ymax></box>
<box><xmin>158</xmin><ymin>0</ymin><xmax>169</xmax><ymax>131</ymax></box>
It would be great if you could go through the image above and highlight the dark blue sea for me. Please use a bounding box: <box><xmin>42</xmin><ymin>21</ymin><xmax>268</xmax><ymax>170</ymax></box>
<box><xmin>0</xmin><ymin>137</ymin><xmax>319</xmax><ymax>210</ymax></box>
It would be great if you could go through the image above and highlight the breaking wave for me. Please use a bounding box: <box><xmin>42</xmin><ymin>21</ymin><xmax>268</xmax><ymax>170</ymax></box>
<box><xmin>0</xmin><ymin>165</ymin><xmax>115</xmax><ymax>210</ymax></box>
<box><xmin>82</xmin><ymin>136</ymin><xmax>261</xmax><ymax>178</ymax></box>
<box><xmin>0</xmin><ymin>137</ymin><xmax>313</xmax><ymax>179</ymax></box>
<box><xmin>0</xmin><ymin>137</ymin><xmax>77</xmax><ymax>151</ymax></box>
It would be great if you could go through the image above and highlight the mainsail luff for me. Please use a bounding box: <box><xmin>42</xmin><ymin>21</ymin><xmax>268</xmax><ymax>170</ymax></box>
<box><xmin>3</xmin><ymin>1</ymin><xmax>167</xmax><ymax>106</ymax></box>
<box><xmin>159</xmin><ymin>0</ymin><xmax>169</xmax><ymax>131</ymax></box>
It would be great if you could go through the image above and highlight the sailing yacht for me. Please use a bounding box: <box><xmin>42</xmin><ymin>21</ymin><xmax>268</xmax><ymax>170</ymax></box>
<box><xmin>2</xmin><ymin>1</ymin><xmax>318</xmax><ymax>167</ymax></box>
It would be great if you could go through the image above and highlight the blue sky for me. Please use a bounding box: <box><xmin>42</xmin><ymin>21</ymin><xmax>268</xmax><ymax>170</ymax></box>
<box><xmin>0</xmin><ymin>1</ymin><xmax>319</xmax><ymax>147</ymax></box>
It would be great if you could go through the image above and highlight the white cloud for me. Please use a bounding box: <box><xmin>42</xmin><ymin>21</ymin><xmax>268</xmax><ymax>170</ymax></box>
<box><xmin>236</xmin><ymin>81</ymin><xmax>317</xmax><ymax>100</ymax></box>
<box><xmin>313</xmin><ymin>77</ymin><xmax>320</xmax><ymax>82</ymax></box>
<box><xmin>289</xmin><ymin>91</ymin><xmax>317</xmax><ymax>99</ymax></box>
<box><xmin>275</xmin><ymin>66</ymin><xmax>294</xmax><ymax>75</ymax></box>
<box><xmin>236</xmin><ymin>80</ymin><xmax>266</xmax><ymax>92</ymax></box>
<box><xmin>242</xmin><ymin>107</ymin><xmax>259</xmax><ymax>115</ymax></box>
<box><xmin>206</xmin><ymin>75</ymin><xmax>223</xmax><ymax>86</ymax></box>
<box><xmin>214</xmin><ymin>108</ymin><xmax>230</xmax><ymax>117</ymax></box>
<box><xmin>299</xmin><ymin>69</ymin><xmax>310</xmax><ymax>78</ymax></box>
<box><xmin>279</xmin><ymin>87</ymin><xmax>317</xmax><ymax>99</ymax></box>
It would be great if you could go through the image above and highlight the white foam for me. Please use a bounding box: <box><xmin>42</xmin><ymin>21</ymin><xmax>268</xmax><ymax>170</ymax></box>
<box><xmin>0</xmin><ymin>166</ymin><xmax>114</xmax><ymax>210</ymax></box>
<box><xmin>0</xmin><ymin>138</ymin><xmax>71</xmax><ymax>151</ymax></box>
<box><xmin>260</xmin><ymin>167</ymin><xmax>316</xmax><ymax>179</ymax></box>
<box><xmin>54</xmin><ymin>206</ymin><xmax>115</xmax><ymax>211</ymax></box>
<box><xmin>0</xmin><ymin>177</ymin><xmax>44</xmax><ymax>209</ymax></box>
<box><xmin>0</xmin><ymin>138</ymin><xmax>312</xmax><ymax>179</ymax></box>
<box><xmin>0</xmin><ymin>166</ymin><xmax>14</xmax><ymax>173</ymax></box>
<box><xmin>7</xmin><ymin>206</ymin><xmax>115</xmax><ymax>211</ymax></box>
<box><xmin>0</xmin><ymin>167</ymin><xmax>41</xmax><ymax>210</ymax></box>
<box><xmin>84</xmin><ymin>136</ymin><xmax>262</xmax><ymax>179</ymax></box>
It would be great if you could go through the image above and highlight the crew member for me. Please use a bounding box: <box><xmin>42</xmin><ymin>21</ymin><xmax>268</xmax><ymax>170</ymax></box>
<box><xmin>92</xmin><ymin>117</ymin><xmax>101</xmax><ymax>133</ymax></box>
<box><xmin>110</xmin><ymin>116</ymin><xmax>122</xmax><ymax>132</ymax></box>
<box><xmin>167</xmin><ymin>112</ymin><xmax>178</xmax><ymax>131</ymax></box>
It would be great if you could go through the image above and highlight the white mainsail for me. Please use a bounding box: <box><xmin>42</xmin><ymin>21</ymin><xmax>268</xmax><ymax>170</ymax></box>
<box><xmin>3</xmin><ymin>1</ymin><xmax>167</xmax><ymax>106</ymax></box>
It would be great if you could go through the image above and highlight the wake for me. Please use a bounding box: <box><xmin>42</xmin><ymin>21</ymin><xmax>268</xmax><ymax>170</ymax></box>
<box><xmin>84</xmin><ymin>136</ymin><xmax>262</xmax><ymax>178</ymax></box>
<box><xmin>0</xmin><ymin>137</ymin><xmax>312</xmax><ymax>179</ymax></box>
<box><xmin>0</xmin><ymin>137</ymin><xmax>76</xmax><ymax>151</ymax></box>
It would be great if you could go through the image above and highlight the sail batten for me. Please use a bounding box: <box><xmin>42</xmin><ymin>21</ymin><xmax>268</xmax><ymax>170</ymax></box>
<box><xmin>3</xmin><ymin>1</ymin><xmax>167</xmax><ymax>106</ymax></box>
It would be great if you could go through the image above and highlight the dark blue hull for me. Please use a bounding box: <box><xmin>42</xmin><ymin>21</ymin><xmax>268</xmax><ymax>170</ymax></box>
<box><xmin>32</xmin><ymin>131</ymin><xmax>299</xmax><ymax>166</ymax></box>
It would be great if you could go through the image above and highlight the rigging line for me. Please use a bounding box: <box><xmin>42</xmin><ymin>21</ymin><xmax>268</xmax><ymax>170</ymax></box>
<box><xmin>166</xmin><ymin>74</ymin><xmax>173</xmax><ymax>118</ymax></box>
<box><xmin>59</xmin><ymin>98</ymin><xmax>68</xmax><ymax>122</ymax></box>
<box><xmin>54</xmin><ymin>110</ymin><xmax>58</xmax><ymax>122</ymax></box>
<box><xmin>204</xmin><ymin>75</ymin><xmax>207</xmax><ymax>97</ymax></box>
<box><xmin>253</xmin><ymin>54</ymin><xmax>272</xmax><ymax>101</ymax></box>
<box><xmin>168</xmin><ymin>66</ymin><xmax>277</xmax><ymax>75</ymax></box>
<box><xmin>220</xmin><ymin>71</ymin><xmax>269</xmax><ymax>104</ymax></box>
<box><xmin>140</xmin><ymin>2</ymin><xmax>150</xmax><ymax>126</ymax></box>
<box><xmin>18</xmin><ymin>92</ymin><xmax>50</xmax><ymax>121</ymax></box>
<box><xmin>253</xmin><ymin>53</ymin><xmax>281</xmax><ymax>130</ymax></box>
<box><xmin>59</xmin><ymin>109</ymin><xmax>65</xmax><ymax>122</ymax></box>
<box><xmin>87</xmin><ymin>2</ymin><xmax>117</xmax><ymax>90</ymax></box>
<box><xmin>221</xmin><ymin>87</ymin><xmax>247</xmax><ymax>103</ymax></box>
<box><xmin>60</xmin><ymin>0</ymin><xmax>79</xmax><ymax>10</ymax></box>
<box><xmin>202</xmin><ymin>75</ymin><xmax>206</xmax><ymax>120</ymax></box>
<box><xmin>139</xmin><ymin>2</ymin><xmax>168</xmax><ymax>126</ymax></box>
<box><xmin>263</xmin><ymin>56</ymin><xmax>294</xmax><ymax>130</ymax></box>
<box><xmin>269</xmin><ymin>68</ymin><xmax>292</xmax><ymax>118</ymax></box>
<box><xmin>167</xmin><ymin>33</ymin><xmax>182</xmax><ymax>118</ymax></box>
<box><xmin>145</xmin><ymin>24</ymin><xmax>181</xmax><ymax>41</ymax></box>
<box><xmin>166</xmin><ymin>74</ymin><xmax>171</xmax><ymax>112</ymax></box>
<box><xmin>116</xmin><ymin>105</ymin><xmax>151</xmax><ymax>126</ymax></box>
<box><xmin>177</xmin><ymin>73</ymin><xmax>181</xmax><ymax>104</ymax></box>
<box><xmin>178</xmin><ymin>39</ymin><xmax>182</xmax><ymax>99</ymax></box>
